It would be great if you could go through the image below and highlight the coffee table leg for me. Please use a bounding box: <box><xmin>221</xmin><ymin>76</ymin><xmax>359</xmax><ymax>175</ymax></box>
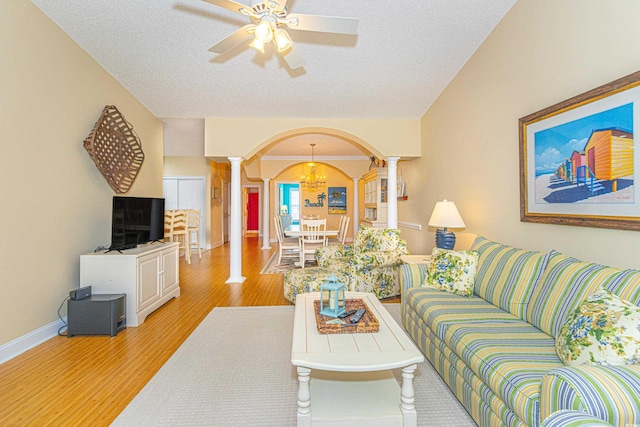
<box><xmin>296</xmin><ymin>366</ymin><xmax>312</xmax><ymax>426</ymax></box>
<box><xmin>400</xmin><ymin>364</ymin><xmax>418</xmax><ymax>427</ymax></box>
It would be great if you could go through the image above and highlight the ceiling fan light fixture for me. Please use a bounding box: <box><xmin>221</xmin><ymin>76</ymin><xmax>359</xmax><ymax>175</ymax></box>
<box><xmin>203</xmin><ymin>0</ymin><xmax>359</xmax><ymax>70</ymax></box>
<box><xmin>274</xmin><ymin>28</ymin><xmax>293</xmax><ymax>52</ymax></box>
<box><xmin>254</xmin><ymin>20</ymin><xmax>274</xmax><ymax>43</ymax></box>
<box><xmin>249</xmin><ymin>37</ymin><xmax>266</xmax><ymax>53</ymax></box>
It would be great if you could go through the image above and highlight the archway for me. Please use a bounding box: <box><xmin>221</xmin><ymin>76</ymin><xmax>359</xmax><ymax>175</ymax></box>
<box><xmin>221</xmin><ymin>126</ymin><xmax>407</xmax><ymax>284</ymax></box>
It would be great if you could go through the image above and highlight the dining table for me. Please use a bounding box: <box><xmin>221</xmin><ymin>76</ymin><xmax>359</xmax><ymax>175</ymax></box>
<box><xmin>283</xmin><ymin>224</ymin><xmax>339</xmax><ymax>238</ymax></box>
<box><xmin>285</xmin><ymin>224</ymin><xmax>339</xmax><ymax>267</ymax></box>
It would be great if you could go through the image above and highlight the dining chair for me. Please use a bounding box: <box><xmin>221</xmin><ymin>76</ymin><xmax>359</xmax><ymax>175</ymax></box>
<box><xmin>187</xmin><ymin>209</ymin><xmax>202</xmax><ymax>260</ymax></box>
<box><xmin>299</xmin><ymin>218</ymin><xmax>327</xmax><ymax>268</ymax></box>
<box><xmin>328</xmin><ymin>216</ymin><xmax>350</xmax><ymax>245</ymax></box>
<box><xmin>171</xmin><ymin>210</ymin><xmax>190</xmax><ymax>264</ymax></box>
<box><xmin>274</xmin><ymin>216</ymin><xmax>299</xmax><ymax>264</ymax></box>
<box><xmin>164</xmin><ymin>210</ymin><xmax>175</xmax><ymax>242</ymax></box>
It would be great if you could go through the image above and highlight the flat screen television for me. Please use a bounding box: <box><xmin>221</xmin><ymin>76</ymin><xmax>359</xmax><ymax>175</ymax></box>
<box><xmin>111</xmin><ymin>196</ymin><xmax>165</xmax><ymax>251</ymax></box>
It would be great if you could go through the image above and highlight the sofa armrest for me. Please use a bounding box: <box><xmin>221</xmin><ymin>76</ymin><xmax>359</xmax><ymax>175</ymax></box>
<box><xmin>316</xmin><ymin>244</ymin><xmax>354</xmax><ymax>267</ymax></box>
<box><xmin>540</xmin><ymin>365</ymin><xmax>640</xmax><ymax>426</ymax></box>
<box><xmin>399</xmin><ymin>263</ymin><xmax>428</xmax><ymax>292</ymax></box>
<box><xmin>541</xmin><ymin>410</ymin><xmax>614</xmax><ymax>427</ymax></box>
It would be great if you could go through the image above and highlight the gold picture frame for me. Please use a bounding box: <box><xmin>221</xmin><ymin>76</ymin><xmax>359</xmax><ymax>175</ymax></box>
<box><xmin>519</xmin><ymin>71</ymin><xmax>640</xmax><ymax>230</ymax></box>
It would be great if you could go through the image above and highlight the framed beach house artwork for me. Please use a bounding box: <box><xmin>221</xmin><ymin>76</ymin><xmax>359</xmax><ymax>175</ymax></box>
<box><xmin>519</xmin><ymin>71</ymin><xmax>640</xmax><ymax>231</ymax></box>
<box><xmin>328</xmin><ymin>187</ymin><xmax>347</xmax><ymax>214</ymax></box>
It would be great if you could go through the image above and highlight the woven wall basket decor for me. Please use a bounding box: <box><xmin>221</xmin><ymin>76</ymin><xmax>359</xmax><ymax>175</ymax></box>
<box><xmin>83</xmin><ymin>105</ymin><xmax>145</xmax><ymax>194</ymax></box>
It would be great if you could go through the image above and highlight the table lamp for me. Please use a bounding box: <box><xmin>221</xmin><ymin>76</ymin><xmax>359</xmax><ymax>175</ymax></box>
<box><xmin>428</xmin><ymin>200</ymin><xmax>465</xmax><ymax>250</ymax></box>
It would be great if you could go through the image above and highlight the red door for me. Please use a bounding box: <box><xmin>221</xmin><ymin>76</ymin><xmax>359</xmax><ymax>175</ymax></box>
<box><xmin>246</xmin><ymin>192</ymin><xmax>259</xmax><ymax>231</ymax></box>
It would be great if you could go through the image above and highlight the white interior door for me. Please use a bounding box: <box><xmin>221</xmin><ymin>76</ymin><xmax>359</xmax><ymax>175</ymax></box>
<box><xmin>163</xmin><ymin>179</ymin><xmax>178</xmax><ymax>210</ymax></box>
<box><xmin>163</xmin><ymin>177</ymin><xmax>206</xmax><ymax>249</ymax></box>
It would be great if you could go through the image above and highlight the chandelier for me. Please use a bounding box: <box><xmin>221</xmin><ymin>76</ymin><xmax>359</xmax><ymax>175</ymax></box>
<box><xmin>300</xmin><ymin>143</ymin><xmax>326</xmax><ymax>192</ymax></box>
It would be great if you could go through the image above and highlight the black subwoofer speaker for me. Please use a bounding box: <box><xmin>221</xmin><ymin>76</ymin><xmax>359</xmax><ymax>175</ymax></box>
<box><xmin>67</xmin><ymin>294</ymin><xmax>126</xmax><ymax>337</ymax></box>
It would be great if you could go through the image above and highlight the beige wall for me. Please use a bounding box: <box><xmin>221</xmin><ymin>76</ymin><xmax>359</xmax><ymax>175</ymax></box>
<box><xmin>250</xmin><ymin>158</ymin><xmax>371</xmax><ymax>181</ymax></box>
<box><xmin>0</xmin><ymin>1</ymin><xmax>163</xmax><ymax>346</ymax></box>
<box><xmin>270</xmin><ymin>165</ymin><xmax>355</xmax><ymax>240</ymax></box>
<box><xmin>204</xmin><ymin>118</ymin><xmax>421</xmax><ymax>160</ymax></box>
<box><xmin>400</xmin><ymin>0</ymin><xmax>640</xmax><ymax>269</ymax></box>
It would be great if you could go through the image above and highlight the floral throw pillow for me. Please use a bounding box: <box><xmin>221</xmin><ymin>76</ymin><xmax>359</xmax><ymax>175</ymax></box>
<box><xmin>555</xmin><ymin>289</ymin><xmax>640</xmax><ymax>366</ymax></box>
<box><xmin>422</xmin><ymin>248</ymin><xmax>479</xmax><ymax>298</ymax></box>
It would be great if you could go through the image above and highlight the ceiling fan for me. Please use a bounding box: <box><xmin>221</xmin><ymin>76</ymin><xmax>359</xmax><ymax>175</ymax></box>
<box><xmin>202</xmin><ymin>0</ymin><xmax>359</xmax><ymax>69</ymax></box>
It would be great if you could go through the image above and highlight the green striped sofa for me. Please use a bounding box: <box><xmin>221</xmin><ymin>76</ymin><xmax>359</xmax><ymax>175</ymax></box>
<box><xmin>400</xmin><ymin>236</ymin><xmax>640</xmax><ymax>427</ymax></box>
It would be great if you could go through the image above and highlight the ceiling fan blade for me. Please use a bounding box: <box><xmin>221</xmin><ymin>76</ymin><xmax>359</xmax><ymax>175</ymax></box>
<box><xmin>285</xmin><ymin>13</ymin><xmax>358</xmax><ymax>35</ymax></box>
<box><xmin>281</xmin><ymin>44</ymin><xmax>306</xmax><ymax>69</ymax></box>
<box><xmin>208</xmin><ymin>25</ymin><xmax>254</xmax><ymax>53</ymax></box>
<box><xmin>202</xmin><ymin>0</ymin><xmax>253</xmax><ymax>16</ymax></box>
<box><xmin>268</xmin><ymin>0</ymin><xmax>288</xmax><ymax>12</ymax></box>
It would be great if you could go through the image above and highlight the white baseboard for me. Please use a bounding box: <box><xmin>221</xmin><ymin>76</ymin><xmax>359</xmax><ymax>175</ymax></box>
<box><xmin>0</xmin><ymin>317</ymin><xmax>67</xmax><ymax>365</ymax></box>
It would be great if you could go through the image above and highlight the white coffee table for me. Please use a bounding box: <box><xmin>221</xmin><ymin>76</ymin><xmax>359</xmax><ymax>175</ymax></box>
<box><xmin>291</xmin><ymin>291</ymin><xmax>425</xmax><ymax>426</ymax></box>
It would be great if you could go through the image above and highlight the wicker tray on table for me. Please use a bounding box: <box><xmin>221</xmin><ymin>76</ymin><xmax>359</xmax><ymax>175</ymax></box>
<box><xmin>313</xmin><ymin>299</ymin><xmax>379</xmax><ymax>334</ymax></box>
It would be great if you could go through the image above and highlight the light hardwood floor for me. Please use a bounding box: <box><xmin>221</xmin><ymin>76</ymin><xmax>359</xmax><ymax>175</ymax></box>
<box><xmin>0</xmin><ymin>237</ymin><xmax>399</xmax><ymax>426</ymax></box>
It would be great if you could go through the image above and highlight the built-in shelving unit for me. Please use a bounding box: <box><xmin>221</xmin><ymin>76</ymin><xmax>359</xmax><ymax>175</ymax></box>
<box><xmin>360</xmin><ymin>167</ymin><xmax>388</xmax><ymax>228</ymax></box>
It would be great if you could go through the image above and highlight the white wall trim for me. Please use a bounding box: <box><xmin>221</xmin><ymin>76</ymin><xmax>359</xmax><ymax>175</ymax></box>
<box><xmin>0</xmin><ymin>317</ymin><xmax>67</xmax><ymax>365</ymax></box>
<box><xmin>398</xmin><ymin>221</ymin><xmax>422</xmax><ymax>231</ymax></box>
<box><xmin>261</xmin><ymin>155</ymin><xmax>371</xmax><ymax>161</ymax></box>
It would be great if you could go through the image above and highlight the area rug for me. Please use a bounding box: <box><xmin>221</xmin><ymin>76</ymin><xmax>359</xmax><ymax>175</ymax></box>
<box><xmin>260</xmin><ymin>252</ymin><xmax>317</xmax><ymax>274</ymax></box>
<box><xmin>112</xmin><ymin>304</ymin><xmax>475</xmax><ymax>426</ymax></box>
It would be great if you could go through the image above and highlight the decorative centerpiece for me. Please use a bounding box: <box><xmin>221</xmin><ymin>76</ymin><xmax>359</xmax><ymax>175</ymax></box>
<box><xmin>83</xmin><ymin>105</ymin><xmax>145</xmax><ymax>194</ymax></box>
<box><xmin>319</xmin><ymin>274</ymin><xmax>346</xmax><ymax>318</ymax></box>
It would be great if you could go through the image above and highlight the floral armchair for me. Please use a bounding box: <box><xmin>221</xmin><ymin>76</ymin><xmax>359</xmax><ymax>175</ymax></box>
<box><xmin>315</xmin><ymin>225</ymin><xmax>408</xmax><ymax>299</ymax></box>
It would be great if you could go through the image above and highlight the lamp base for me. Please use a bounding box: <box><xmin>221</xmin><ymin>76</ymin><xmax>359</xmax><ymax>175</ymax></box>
<box><xmin>435</xmin><ymin>229</ymin><xmax>456</xmax><ymax>250</ymax></box>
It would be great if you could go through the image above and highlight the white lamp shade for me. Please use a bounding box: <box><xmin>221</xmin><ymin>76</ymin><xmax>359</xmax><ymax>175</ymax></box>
<box><xmin>254</xmin><ymin>20</ymin><xmax>274</xmax><ymax>43</ymax></box>
<box><xmin>428</xmin><ymin>200</ymin><xmax>466</xmax><ymax>229</ymax></box>
<box><xmin>274</xmin><ymin>29</ymin><xmax>293</xmax><ymax>52</ymax></box>
<box><xmin>249</xmin><ymin>37</ymin><xmax>265</xmax><ymax>53</ymax></box>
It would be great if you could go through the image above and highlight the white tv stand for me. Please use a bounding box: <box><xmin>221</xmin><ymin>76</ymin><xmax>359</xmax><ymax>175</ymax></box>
<box><xmin>80</xmin><ymin>242</ymin><xmax>180</xmax><ymax>327</ymax></box>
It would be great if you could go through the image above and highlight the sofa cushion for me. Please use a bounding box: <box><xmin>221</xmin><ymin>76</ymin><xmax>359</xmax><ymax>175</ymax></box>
<box><xmin>404</xmin><ymin>304</ymin><xmax>524</xmax><ymax>426</ymax></box>
<box><xmin>405</xmin><ymin>287</ymin><xmax>561</xmax><ymax>426</ymax></box>
<box><xmin>526</xmin><ymin>253</ymin><xmax>633</xmax><ymax>338</ymax></box>
<box><xmin>470</xmin><ymin>236</ymin><xmax>552</xmax><ymax>319</ymax></box>
<box><xmin>604</xmin><ymin>268</ymin><xmax>640</xmax><ymax>306</ymax></box>
<box><xmin>422</xmin><ymin>248</ymin><xmax>479</xmax><ymax>297</ymax></box>
<box><xmin>449</xmin><ymin>322</ymin><xmax>561</xmax><ymax>427</ymax></box>
<box><xmin>353</xmin><ymin>225</ymin><xmax>400</xmax><ymax>253</ymax></box>
<box><xmin>555</xmin><ymin>289</ymin><xmax>640</xmax><ymax>366</ymax></box>
<box><xmin>405</xmin><ymin>287</ymin><xmax>520</xmax><ymax>339</ymax></box>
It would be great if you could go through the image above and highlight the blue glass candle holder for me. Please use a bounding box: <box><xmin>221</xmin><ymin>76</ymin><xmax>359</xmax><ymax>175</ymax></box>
<box><xmin>319</xmin><ymin>274</ymin><xmax>346</xmax><ymax>318</ymax></box>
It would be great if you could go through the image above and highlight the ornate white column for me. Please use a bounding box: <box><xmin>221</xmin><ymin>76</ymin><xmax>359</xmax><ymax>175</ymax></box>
<box><xmin>226</xmin><ymin>157</ymin><xmax>246</xmax><ymax>284</ymax></box>
<box><xmin>352</xmin><ymin>177</ymin><xmax>359</xmax><ymax>239</ymax></box>
<box><xmin>386</xmin><ymin>157</ymin><xmax>400</xmax><ymax>229</ymax></box>
<box><xmin>262</xmin><ymin>178</ymin><xmax>271</xmax><ymax>250</ymax></box>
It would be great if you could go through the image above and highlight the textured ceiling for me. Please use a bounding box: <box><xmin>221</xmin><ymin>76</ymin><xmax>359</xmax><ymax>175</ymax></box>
<box><xmin>31</xmin><ymin>0</ymin><xmax>516</xmax><ymax>121</ymax></box>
